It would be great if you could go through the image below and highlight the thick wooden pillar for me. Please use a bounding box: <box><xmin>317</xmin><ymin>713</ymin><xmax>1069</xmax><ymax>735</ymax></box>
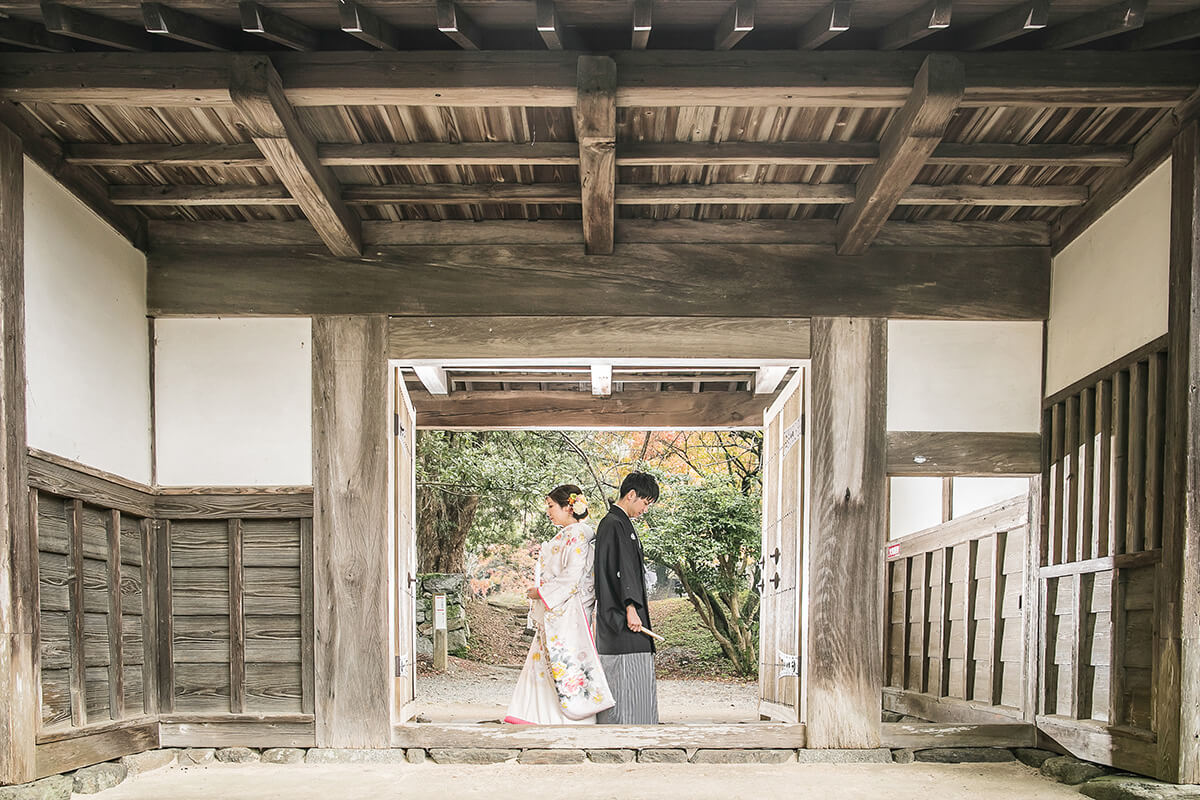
<box><xmin>312</xmin><ymin>315</ymin><xmax>391</xmax><ymax>748</ymax></box>
<box><xmin>1159</xmin><ymin>118</ymin><xmax>1200</xmax><ymax>784</ymax></box>
<box><xmin>805</xmin><ymin>317</ymin><xmax>888</xmax><ymax>748</ymax></box>
<box><xmin>0</xmin><ymin>124</ymin><xmax>36</xmax><ymax>784</ymax></box>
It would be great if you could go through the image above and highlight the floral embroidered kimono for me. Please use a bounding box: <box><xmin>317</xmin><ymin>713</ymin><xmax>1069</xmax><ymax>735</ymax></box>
<box><xmin>504</xmin><ymin>521</ymin><xmax>615</xmax><ymax>724</ymax></box>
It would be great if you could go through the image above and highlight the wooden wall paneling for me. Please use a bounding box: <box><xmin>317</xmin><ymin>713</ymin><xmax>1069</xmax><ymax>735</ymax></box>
<box><xmin>988</xmin><ymin>532</ymin><xmax>1005</xmax><ymax>706</ymax></box>
<box><xmin>1064</xmin><ymin>395</ymin><xmax>1080</xmax><ymax>564</ymax></box>
<box><xmin>228</xmin><ymin>519</ymin><xmax>245</xmax><ymax>714</ymax></box>
<box><xmin>1144</xmin><ymin>351</ymin><xmax>1165</xmax><ymax>552</ymax></box>
<box><xmin>104</xmin><ymin>511</ymin><xmax>124</xmax><ymax>720</ymax></box>
<box><xmin>26</xmin><ymin>454</ymin><xmax>154</xmax><ymax>519</ymax></box>
<box><xmin>139</xmin><ymin>519</ymin><xmax>159</xmax><ymax>717</ymax></box>
<box><xmin>1040</xmin><ymin>576</ymin><xmax>1055</xmax><ymax>715</ymax></box>
<box><xmin>806</xmin><ymin>317</ymin><xmax>886</xmax><ymax>749</ymax></box>
<box><xmin>1071</xmin><ymin>572</ymin><xmax>1087</xmax><ymax>719</ymax></box>
<box><xmin>919</xmin><ymin>551</ymin><xmax>933</xmax><ymax>693</ymax></box>
<box><xmin>1023</xmin><ymin>481</ymin><xmax>1041</xmax><ymax>722</ymax></box>
<box><xmin>899</xmin><ymin>557</ymin><xmax>911</xmax><ymax>689</ymax></box>
<box><xmin>312</xmin><ymin>315</ymin><xmax>390</xmax><ymax>748</ymax></box>
<box><xmin>299</xmin><ymin>518</ymin><xmax>314</xmax><ymax>716</ymax></box>
<box><xmin>1096</xmin><ymin>380</ymin><xmax>1113</xmax><ymax>559</ymax></box>
<box><xmin>1079</xmin><ymin>387</ymin><xmax>1096</xmax><ymax>561</ymax></box>
<box><xmin>1126</xmin><ymin>360</ymin><xmax>1148</xmax><ymax>555</ymax></box>
<box><xmin>156</xmin><ymin>521</ymin><xmax>174</xmax><ymax>713</ymax></box>
<box><xmin>1039</xmin><ymin>407</ymin><xmax>1052</xmax><ymax>569</ymax></box>
<box><xmin>66</xmin><ymin>500</ymin><xmax>86</xmax><ymax>727</ymax></box>
<box><xmin>760</xmin><ymin>415</ymin><xmax>781</xmax><ymax>704</ymax></box>
<box><xmin>961</xmin><ymin>539</ymin><xmax>978</xmax><ymax>701</ymax></box>
<box><xmin>1111</xmin><ymin>369</ymin><xmax>1130</xmax><ymax>555</ymax></box>
<box><xmin>1050</xmin><ymin>403</ymin><xmax>1065</xmax><ymax>565</ymax></box>
<box><xmin>938</xmin><ymin>545</ymin><xmax>953</xmax><ymax>698</ymax></box>
<box><xmin>780</xmin><ymin>379</ymin><xmax>804</xmax><ymax>715</ymax></box>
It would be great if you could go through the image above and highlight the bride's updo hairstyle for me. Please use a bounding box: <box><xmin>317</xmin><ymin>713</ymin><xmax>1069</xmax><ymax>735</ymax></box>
<box><xmin>548</xmin><ymin>484</ymin><xmax>589</xmax><ymax>521</ymax></box>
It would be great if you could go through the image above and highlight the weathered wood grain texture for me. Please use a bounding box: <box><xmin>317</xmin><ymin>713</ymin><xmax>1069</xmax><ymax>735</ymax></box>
<box><xmin>33</xmin><ymin>723</ymin><xmax>157</xmax><ymax>779</ymax></box>
<box><xmin>806</xmin><ymin>318</ymin><xmax>887</xmax><ymax>748</ymax></box>
<box><xmin>1023</xmin><ymin>479</ymin><xmax>1042</xmax><ymax>723</ymax></box>
<box><xmin>886</xmin><ymin>431</ymin><xmax>1041</xmax><ymax>476</ymax></box>
<box><xmin>146</xmin><ymin>244</ymin><xmax>1050</xmax><ymax>321</ymax></box>
<box><xmin>393</xmin><ymin>723</ymin><xmax>806</xmax><ymax>749</ymax></box>
<box><xmin>881</xmin><ymin>722</ymin><xmax>1036</xmax><ymax>749</ymax></box>
<box><xmin>1158</xmin><ymin>119</ymin><xmax>1200</xmax><ymax>784</ymax></box>
<box><xmin>882</xmin><ymin>687</ymin><xmax>1022</xmax><ymax>724</ymax></box>
<box><xmin>159</xmin><ymin>720</ymin><xmax>315</xmax><ymax>748</ymax></box>
<box><xmin>104</xmin><ymin>511</ymin><xmax>124</xmax><ymax>720</ymax></box>
<box><xmin>1036</xmin><ymin>715</ymin><xmax>1158</xmax><ymax>777</ymax></box>
<box><xmin>575</xmin><ymin>56</ymin><xmax>616</xmax><ymax>255</ymax></box>
<box><xmin>886</xmin><ymin>495</ymin><xmax>1027</xmax><ymax>560</ymax></box>
<box><xmin>155</xmin><ymin>492</ymin><xmax>312</xmax><ymax>519</ymax></box>
<box><xmin>837</xmin><ymin>55</ymin><xmax>963</xmax><ymax>255</ymax></box>
<box><xmin>229</xmin><ymin>56</ymin><xmax>361</xmax><ymax>258</ymax></box>
<box><xmin>156</xmin><ymin>521</ymin><xmax>174</xmax><ymax>714</ymax></box>
<box><xmin>228</xmin><ymin>519</ymin><xmax>245</xmax><ymax>714</ymax></box>
<box><xmin>312</xmin><ymin>316</ymin><xmax>390</xmax><ymax>748</ymax></box>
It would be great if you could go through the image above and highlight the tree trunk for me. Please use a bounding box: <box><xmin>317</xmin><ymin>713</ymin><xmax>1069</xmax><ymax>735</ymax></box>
<box><xmin>417</xmin><ymin>488</ymin><xmax>479</xmax><ymax>573</ymax></box>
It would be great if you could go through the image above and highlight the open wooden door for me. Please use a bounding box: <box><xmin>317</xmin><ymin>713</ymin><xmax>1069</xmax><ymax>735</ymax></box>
<box><xmin>392</xmin><ymin>367</ymin><xmax>418</xmax><ymax>722</ymax></box>
<box><xmin>758</xmin><ymin>367</ymin><xmax>807</xmax><ymax>722</ymax></box>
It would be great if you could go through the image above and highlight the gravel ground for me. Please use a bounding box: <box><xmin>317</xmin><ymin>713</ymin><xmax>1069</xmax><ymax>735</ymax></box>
<box><xmin>415</xmin><ymin>658</ymin><xmax>759</xmax><ymax>723</ymax></box>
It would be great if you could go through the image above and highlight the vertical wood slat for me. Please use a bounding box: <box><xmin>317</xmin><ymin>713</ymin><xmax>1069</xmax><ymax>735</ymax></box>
<box><xmin>941</xmin><ymin>477</ymin><xmax>953</xmax><ymax>523</ymax></box>
<box><xmin>962</xmin><ymin>539</ymin><xmax>978</xmax><ymax>701</ymax></box>
<box><xmin>105</xmin><ymin>509</ymin><xmax>124</xmax><ymax>720</ymax></box>
<box><xmin>1109</xmin><ymin>565</ymin><xmax>1127</xmax><ymax>727</ymax></box>
<box><xmin>938</xmin><ymin>545</ymin><xmax>952</xmax><ymax>698</ymax></box>
<box><xmin>1144</xmin><ymin>351</ymin><xmax>1166</xmax><ymax>551</ymax></box>
<box><xmin>1040</xmin><ymin>406</ymin><xmax>1053</xmax><ymax>568</ymax></box>
<box><xmin>1072</xmin><ymin>571</ymin><xmax>1089</xmax><ymax>720</ymax></box>
<box><xmin>66</xmin><ymin>499</ymin><xmax>86</xmax><ymax>727</ymax></box>
<box><xmin>1079</xmin><ymin>386</ymin><xmax>1096</xmax><ymax>561</ymax></box>
<box><xmin>300</xmin><ymin>517</ymin><xmax>314</xmax><ymax>716</ymax></box>
<box><xmin>156</xmin><ymin>520</ymin><xmax>174</xmax><ymax>714</ymax></box>
<box><xmin>1039</xmin><ymin>576</ymin><xmax>1052</xmax><ymax>715</ymax></box>
<box><xmin>28</xmin><ymin>489</ymin><xmax>42</xmax><ymax>734</ymax></box>
<box><xmin>1096</xmin><ymin>379</ymin><xmax>1113</xmax><ymax>558</ymax></box>
<box><xmin>988</xmin><ymin>531</ymin><xmax>1006</xmax><ymax>707</ymax></box>
<box><xmin>919</xmin><ymin>551</ymin><xmax>933</xmax><ymax>694</ymax></box>
<box><xmin>228</xmin><ymin>518</ymin><xmax>245</xmax><ymax>714</ymax></box>
<box><xmin>1022</xmin><ymin>479</ymin><xmax>1042</xmax><ymax>723</ymax></box>
<box><xmin>1111</xmin><ymin>369</ymin><xmax>1130</xmax><ymax>555</ymax></box>
<box><xmin>140</xmin><ymin>518</ymin><xmax>159</xmax><ymax>717</ymax></box>
<box><xmin>1050</xmin><ymin>403</ymin><xmax>1065</xmax><ymax>565</ymax></box>
<box><xmin>884</xmin><ymin>561</ymin><xmax>896</xmax><ymax>688</ymax></box>
<box><xmin>1127</xmin><ymin>360</ymin><xmax>1148</xmax><ymax>554</ymax></box>
<box><xmin>900</xmin><ymin>557</ymin><xmax>912</xmax><ymax>690</ymax></box>
<box><xmin>1064</xmin><ymin>394</ymin><xmax>1081</xmax><ymax>564</ymax></box>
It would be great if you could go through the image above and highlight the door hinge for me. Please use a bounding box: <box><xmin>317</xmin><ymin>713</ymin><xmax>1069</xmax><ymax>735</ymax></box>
<box><xmin>394</xmin><ymin>412</ymin><xmax>402</xmax><ymax>437</ymax></box>
<box><xmin>395</xmin><ymin>655</ymin><xmax>409</xmax><ymax>677</ymax></box>
<box><xmin>778</xmin><ymin>651</ymin><xmax>799</xmax><ymax>678</ymax></box>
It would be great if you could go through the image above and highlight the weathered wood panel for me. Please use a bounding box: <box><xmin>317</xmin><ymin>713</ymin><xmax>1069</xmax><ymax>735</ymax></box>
<box><xmin>25</xmin><ymin>453</ymin><xmax>154</xmax><ymax>520</ymax></box>
<box><xmin>393</xmin><ymin>723</ymin><xmax>807</xmax><ymax>749</ymax></box>
<box><xmin>312</xmin><ymin>316</ymin><xmax>390</xmax><ymax>747</ymax></box>
<box><xmin>887</xmin><ymin>432</ymin><xmax>1042</xmax><ymax>476</ymax></box>
<box><xmin>806</xmin><ymin>318</ymin><xmax>886</xmax><ymax>748</ymax></box>
<box><xmin>33</xmin><ymin>722</ymin><xmax>157</xmax><ymax>779</ymax></box>
<box><xmin>158</xmin><ymin>719</ymin><xmax>315</xmax><ymax>748</ymax></box>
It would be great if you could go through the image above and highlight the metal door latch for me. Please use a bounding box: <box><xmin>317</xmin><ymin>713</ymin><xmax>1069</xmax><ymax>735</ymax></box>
<box><xmin>395</xmin><ymin>655</ymin><xmax>409</xmax><ymax>677</ymax></box>
<box><xmin>778</xmin><ymin>651</ymin><xmax>798</xmax><ymax>678</ymax></box>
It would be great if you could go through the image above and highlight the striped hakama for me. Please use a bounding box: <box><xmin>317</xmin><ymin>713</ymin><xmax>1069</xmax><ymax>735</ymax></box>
<box><xmin>596</xmin><ymin>652</ymin><xmax>659</xmax><ymax>724</ymax></box>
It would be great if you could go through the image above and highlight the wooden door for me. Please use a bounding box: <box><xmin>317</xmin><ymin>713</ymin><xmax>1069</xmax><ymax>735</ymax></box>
<box><xmin>758</xmin><ymin>368</ymin><xmax>807</xmax><ymax>722</ymax></box>
<box><xmin>392</xmin><ymin>367</ymin><xmax>418</xmax><ymax>721</ymax></box>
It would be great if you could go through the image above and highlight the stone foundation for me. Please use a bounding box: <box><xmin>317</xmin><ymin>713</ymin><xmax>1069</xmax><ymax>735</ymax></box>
<box><xmin>415</xmin><ymin>573</ymin><xmax>470</xmax><ymax>656</ymax></box>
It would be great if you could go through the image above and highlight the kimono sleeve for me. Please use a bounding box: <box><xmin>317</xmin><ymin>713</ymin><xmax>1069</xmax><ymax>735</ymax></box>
<box><xmin>537</xmin><ymin>526</ymin><xmax>589</xmax><ymax>611</ymax></box>
<box><xmin>616</xmin><ymin>524</ymin><xmax>644</xmax><ymax>610</ymax></box>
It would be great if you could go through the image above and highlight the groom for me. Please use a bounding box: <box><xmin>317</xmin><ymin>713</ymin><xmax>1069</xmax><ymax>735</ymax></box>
<box><xmin>593</xmin><ymin>472</ymin><xmax>660</xmax><ymax>724</ymax></box>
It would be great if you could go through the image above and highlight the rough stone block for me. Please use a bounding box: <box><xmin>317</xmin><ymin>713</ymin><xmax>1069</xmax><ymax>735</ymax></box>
<box><xmin>120</xmin><ymin>749</ymin><xmax>177</xmax><ymax>776</ymax></box>
<box><xmin>261</xmin><ymin>748</ymin><xmax>306</xmax><ymax>764</ymax></box>
<box><xmin>1041</xmin><ymin>755</ymin><xmax>1108</xmax><ymax>785</ymax></box>
<box><xmin>72</xmin><ymin>763</ymin><xmax>128</xmax><ymax>794</ymax></box>
<box><xmin>519</xmin><ymin>749</ymin><xmax>586</xmax><ymax>764</ymax></box>
<box><xmin>177</xmin><ymin>749</ymin><xmax>216</xmax><ymax>766</ymax></box>
<box><xmin>406</xmin><ymin>749</ymin><xmax>427</xmax><ymax>764</ymax></box>
<box><xmin>429</xmin><ymin>748</ymin><xmax>520</xmax><ymax>765</ymax></box>
<box><xmin>215</xmin><ymin>747</ymin><xmax>259</xmax><ymax>764</ymax></box>
<box><xmin>691</xmin><ymin>750</ymin><xmax>795</xmax><ymax>764</ymax></box>
<box><xmin>1079</xmin><ymin>776</ymin><xmax>1200</xmax><ymax>800</ymax></box>
<box><xmin>795</xmin><ymin>749</ymin><xmax>893</xmax><ymax>764</ymax></box>
<box><xmin>587</xmin><ymin>749</ymin><xmax>636</xmax><ymax>764</ymax></box>
<box><xmin>1012</xmin><ymin>748</ymin><xmax>1059</xmax><ymax>769</ymax></box>
<box><xmin>891</xmin><ymin>749</ymin><xmax>916</xmax><ymax>764</ymax></box>
<box><xmin>305</xmin><ymin>749</ymin><xmax>408</xmax><ymax>764</ymax></box>
<box><xmin>882</xmin><ymin>711</ymin><xmax>905</xmax><ymax>723</ymax></box>
<box><xmin>0</xmin><ymin>775</ymin><xmax>73</xmax><ymax>800</ymax></box>
<box><xmin>914</xmin><ymin>748</ymin><xmax>1015</xmax><ymax>763</ymax></box>
<box><xmin>638</xmin><ymin>749</ymin><xmax>688</xmax><ymax>763</ymax></box>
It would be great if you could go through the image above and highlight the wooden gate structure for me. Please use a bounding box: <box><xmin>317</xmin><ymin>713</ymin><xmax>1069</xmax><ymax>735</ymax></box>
<box><xmin>0</xmin><ymin>0</ymin><xmax>1199</xmax><ymax>787</ymax></box>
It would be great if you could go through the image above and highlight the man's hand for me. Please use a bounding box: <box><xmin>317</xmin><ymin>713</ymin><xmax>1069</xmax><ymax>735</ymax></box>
<box><xmin>626</xmin><ymin>604</ymin><xmax>642</xmax><ymax>633</ymax></box>
<box><xmin>526</xmin><ymin>587</ymin><xmax>540</xmax><ymax>600</ymax></box>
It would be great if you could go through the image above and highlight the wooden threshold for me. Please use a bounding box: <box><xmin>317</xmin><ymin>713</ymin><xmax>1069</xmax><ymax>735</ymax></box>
<box><xmin>392</xmin><ymin>723</ymin><xmax>806</xmax><ymax>749</ymax></box>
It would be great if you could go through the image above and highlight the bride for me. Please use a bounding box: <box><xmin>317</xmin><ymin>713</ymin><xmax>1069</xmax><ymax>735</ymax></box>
<box><xmin>504</xmin><ymin>484</ymin><xmax>614</xmax><ymax>724</ymax></box>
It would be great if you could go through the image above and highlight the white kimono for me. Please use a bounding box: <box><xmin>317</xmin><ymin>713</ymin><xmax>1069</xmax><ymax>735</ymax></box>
<box><xmin>504</xmin><ymin>522</ymin><xmax>614</xmax><ymax>724</ymax></box>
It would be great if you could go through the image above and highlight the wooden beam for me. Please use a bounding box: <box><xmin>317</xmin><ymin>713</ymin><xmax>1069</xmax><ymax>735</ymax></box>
<box><xmin>714</xmin><ymin>0</ymin><xmax>755</xmax><ymax>50</ymax></box>
<box><xmin>0</xmin><ymin>17</ymin><xmax>73</xmax><ymax>52</ymax></box>
<box><xmin>344</xmin><ymin>183</ymin><xmax>578</xmax><ymax>204</ymax></box>
<box><xmin>142</xmin><ymin>3</ymin><xmax>241</xmax><ymax>51</ymax></box>
<box><xmin>111</xmin><ymin>184</ymin><xmax>298</xmax><ymax>206</ymax></box>
<box><xmin>239</xmin><ymin>1</ymin><xmax>318</xmax><ymax>51</ymax></box>
<box><xmin>436</xmin><ymin>0</ymin><xmax>482</xmax><ymax>50</ymax></box>
<box><xmin>0</xmin><ymin>121</ymin><xmax>36</xmax><ymax>787</ymax></box>
<box><xmin>412</xmin><ymin>365</ymin><xmax>449</xmax><ymax>396</ymax></box>
<box><xmin>576</xmin><ymin>56</ymin><xmax>616</xmax><ymax>255</ymax></box>
<box><xmin>394</xmin><ymin>722</ymin><xmax>805</xmax><ymax>749</ymax></box>
<box><xmin>755</xmin><ymin>366</ymin><xmax>789</xmax><ymax>395</ymax></box>
<box><xmin>312</xmin><ymin>315</ymin><xmax>390</xmax><ymax>747</ymax></box>
<box><xmin>1126</xmin><ymin>8</ymin><xmax>1200</xmax><ymax>49</ymax></box>
<box><xmin>958</xmin><ymin>0</ymin><xmax>1049</xmax><ymax>50</ymax></box>
<box><xmin>797</xmin><ymin>1</ymin><xmax>852</xmax><ymax>49</ymax></box>
<box><xmin>1038</xmin><ymin>0</ymin><xmax>1147</xmax><ymax>49</ymax></box>
<box><xmin>837</xmin><ymin>55</ymin><xmax>965</xmax><ymax>255</ymax></box>
<box><xmin>806</xmin><ymin>318</ymin><xmax>887</xmax><ymax>747</ymax></box>
<box><xmin>67</xmin><ymin>142</ymin><xmax>268</xmax><ymax>168</ymax></box>
<box><xmin>41</xmin><ymin>2</ymin><xmax>158</xmax><ymax>50</ymax></box>
<box><xmin>632</xmin><ymin>0</ymin><xmax>652</xmax><ymax>49</ymax></box>
<box><xmin>412</xmin><ymin>390</ymin><xmax>772</xmax><ymax>430</ymax></box>
<box><xmin>230</xmin><ymin>56</ymin><xmax>362</xmax><ymax>257</ymax></box>
<box><xmin>878</xmin><ymin>0</ymin><xmax>952</xmax><ymax>50</ymax></box>
<box><xmin>536</xmin><ymin>0</ymin><xmax>580</xmax><ymax>50</ymax></box>
<box><xmin>339</xmin><ymin>0</ymin><xmax>400</xmax><ymax>51</ymax></box>
<box><xmin>590</xmin><ymin>365</ymin><xmax>613</xmax><ymax>397</ymax></box>
<box><xmin>146</xmin><ymin>243</ymin><xmax>1050</xmax><ymax>320</ymax></box>
<box><xmin>886</xmin><ymin>431</ymin><xmax>1042</xmax><ymax>476</ymax></box>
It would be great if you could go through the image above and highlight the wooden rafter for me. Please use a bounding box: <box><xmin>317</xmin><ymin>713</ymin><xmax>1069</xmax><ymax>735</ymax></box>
<box><xmin>1038</xmin><ymin>0</ymin><xmax>1147</xmax><ymax>49</ymax></box>
<box><xmin>228</xmin><ymin>56</ymin><xmax>361</xmax><ymax>256</ymax></box>
<box><xmin>576</xmin><ymin>56</ymin><xmax>616</xmax><ymax>255</ymax></box>
<box><xmin>837</xmin><ymin>54</ymin><xmax>965</xmax><ymax>255</ymax></box>
<box><xmin>0</xmin><ymin>16</ymin><xmax>73</xmax><ymax>52</ymax></box>
<box><xmin>142</xmin><ymin>3</ymin><xmax>240</xmax><ymax>51</ymax></box>
<box><xmin>537</xmin><ymin>0</ymin><xmax>580</xmax><ymax>50</ymax></box>
<box><xmin>340</xmin><ymin>0</ymin><xmax>401</xmax><ymax>50</ymax></box>
<box><xmin>958</xmin><ymin>0</ymin><xmax>1048</xmax><ymax>50</ymax></box>
<box><xmin>714</xmin><ymin>0</ymin><xmax>755</xmax><ymax>50</ymax></box>
<box><xmin>436</xmin><ymin>0</ymin><xmax>482</xmax><ymax>50</ymax></box>
<box><xmin>413</xmin><ymin>365</ymin><xmax>450</xmax><ymax>396</ymax></box>
<box><xmin>797</xmin><ymin>1</ymin><xmax>852</xmax><ymax>50</ymax></box>
<box><xmin>41</xmin><ymin>2</ymin><xmax>157</xmax><ymax>50</ymax></box>
<box><xmin>1125</xmin><ymin>8</ymin><xmax>1200</xmax><ymax>49</ymax></box>
<box><xmin>878</xmin><ymin>0</ymin><xmax>952</xmax><ymax>50</ymax></box>
<box><xmin>239</xmin><ymin>1</ymin><xmax>318</xmax><ymax>51</ymax></box>
<box><xmin>632</xmin><ymin>0</ymin><xmax>652</xmax><ymax>49</ymax></box>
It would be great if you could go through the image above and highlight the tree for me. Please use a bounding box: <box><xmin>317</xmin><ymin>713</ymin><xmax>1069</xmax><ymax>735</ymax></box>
<box><xmin>641</xmin><ymin>475</ymin><xmax>762</xmax><ymax>676</ymax></box>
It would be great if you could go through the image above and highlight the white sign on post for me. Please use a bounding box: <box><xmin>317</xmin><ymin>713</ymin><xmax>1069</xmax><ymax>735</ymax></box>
<box><xmin>434</xmin><ymin>595</ymin><xmax>447</xmax><ymax>630</ymax></box>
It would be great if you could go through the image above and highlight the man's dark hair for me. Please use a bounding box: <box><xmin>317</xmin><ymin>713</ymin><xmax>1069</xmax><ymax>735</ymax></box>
<box><xmin>619</xmin><ymin>472</ymin><xmax>660</xmax><ymax>503</ymax></box>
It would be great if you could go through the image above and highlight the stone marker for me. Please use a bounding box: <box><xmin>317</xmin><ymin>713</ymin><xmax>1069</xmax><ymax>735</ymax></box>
<box><xmin>891</xmin><ymin>749</ymin><xmax>916</xmax><ymax>764</ymax></box>
<box><xmin>405</xmin><ymin>749</ymin><xmax>427</xmax><ymax>764</ymax></box>
<box><xmin>1012</xmin><ymin>748</ymin><xmax>1059</xmax><ymax>769</ymax></box>
<box><xmin>305</xmin><ymin>749</ymin><xmax>408</xmax><ymax>764</ymax></box>
<box><xmin>914</xmin><ymin>748</ymin><xmax>1016</xmax><ymax>763</ymax></box>
<box><xmin>120</xmin><ymin>749</ymin><xmax>177</xmax><ymax>776</ymax></box>
<box><xmin>261</xmin><ymin>748</ymin><xmax>306</xmax><ymax>764</ymax></box>
<box><xmin>691</xmin><ymin>750</ymin><xmax>795</xmax><ymax>764</ymax></box>
<box><xmin>71</xmin><ymin>763</ymin><xmax>128</xmax><ymax>794</ymax></box>
<box><xmin>519</xmin><ymin>749</ymin><xmax>587</xmax><ymax>764</ymax></box>
<box><xmin>795</xmin><ymin>749</ymin><xmax>892</xmax><ymax>764</ymax></box>
<box><xmin>0</xmin><ymin>774</ymin><xmax>73</xmax><ymax>800</ymax></box>
<box><xmin>638</xmin><ymin>749</ymin><xmax>688</xmax><ymax>763</ymax></box>
<box><xmin>215</xmin><ymin>747</ymin><xmax>259</xmax><ymax>764</ymax></box>
<box><xmin>1079</xmin><ymin>775</ymin><xmax>1200</xmax><ymax>800</ymax></box>
<box><xmin>177</xmin><ymin>748</ymin><xmax>216</xmax><ymax>766</ymax></box>
<box><xmin>429</xmin><ymin>749</ymin><xmax>520</xmax><ymax>765</ymax></box>
<box><xmin>587</xmin><ymin>749</ymin><xmax>636</xmax><ymax>764</ymax></box>
<box><xmin>1040</xmin><ymin>755</ymin><xmax>1108</xmax><ymax>785</ymax></box>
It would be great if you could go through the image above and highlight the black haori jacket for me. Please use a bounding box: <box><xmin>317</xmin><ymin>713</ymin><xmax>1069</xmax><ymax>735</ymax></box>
<box><xmin>593</xmin><ymin>504</ymin><xmax>654</xmax><ymax>655</ymax></box>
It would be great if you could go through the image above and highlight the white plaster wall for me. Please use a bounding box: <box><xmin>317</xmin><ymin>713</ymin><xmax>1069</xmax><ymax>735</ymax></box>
<box><xmin>1046</xmin><ymin>160</ymin><xmax>1170</xmax><ymax>396</ymax></box>
<box><xmin>155</xmin><ymin>318</ymin><xmax>312</xmax><ymax>486</ymax></box>
<box><xmin>953</xmin><ymin>477</ymin><xmax>1029</xmax><ymax>518</ymax></box>
<box><xmin>23</xmin><ymin>159</ymin><xmax>152</xmax><ymax>483</ymax></box>
<box><xmin>887</xmin><ymin>321</ymin><xmax>1042</xmax><ymax>432</ymax></box>
<box><xmin>889</xmin><ymin>477</ymin><xmax>943</xmax><ymax>539</ymax></box>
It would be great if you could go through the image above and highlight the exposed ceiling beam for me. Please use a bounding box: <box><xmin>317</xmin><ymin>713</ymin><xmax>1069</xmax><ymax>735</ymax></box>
<box><xmin>576</xmin><ymin>55</ymin><xmax>616</xmax><ymax>255</ymax></box>
<box><xmin>797</xmin><ymin>1</ymin><xmax>852</xmax><ymax>50</ymax></box>
<box><xmin>714</xmin><ymin>0</ymin><xmax>755</xmax><ymax>50</ymax></box>
<box><xmin>591</xmin><ymin>365</ymin><xmax>613</xmax><ymax>397</ymax></box>
<box><xmin>1038</xmin><ymin>0</ymin><xmax>1147</xmax><ymax>49</ymax></box>
<box><xmin>1125</xmin><ymin>8</ymin><xmax>1200</xmax><ymax>49</ymax></box>
<box><xmin>436</xmin><ymin>0</ymin><xmax>482</xmax><ymax>50</ymax></box>
<box><xmin>0</xmin><ymin>52</ymin><xmax>1196</xmax><ymax>109</ymax></box>
<box><xmin>339</xmin><ymin>0</ymin><xmax>400</xmax><ymax>50</ymax></box>
<box><xmin>413</xmin><ymin>365</ymin><xmax>450</xmax><ymax>396</ymax></box>
<box><xmin>754</xmin><ymin>366</ymin><xmax>789</xmax><ymax>395</ymax></box>
<box><xmin>878</xmin><ymin>0</ymin><xmax>952</xmax><ymax>50</ymax></box>
<box><xmin>957</xmin><ymin>0</ymin><xmax>1048</xmax><ymax>50</ymax></box>
<box><xmin>239</xmin><ymin>1</ymin><xmax>319</xmax><ymax>51</ymax></box>
<box><xmin>886</xmin><ymin>431</ymin><xmax>1042</xmax><ymax>475</ymax></box>
<box><xmin>41</xmin><ymin>2</ymin><xmax>157</xmax><ymax>50</ymax></box>
<box><xmin>632</xmin><ymin>0</ymin><xmax>652</xmax><ymax>49</ymax></box>
<box><xmin>837</xmin><ymin>54</ymin><xmax>965</xmax><ymax>254</ymax></box>
<box><xmin>0</xmin><ymin>16</ymin><xmax>73</xmax><ymax>52</ymax></box>
<box><xmin>536</xmin><ymin>0</ymin><xmax>581</xmax><ymax>50</ymax></box>
<box><xmin>229</xmin><ymin>55</ymin><xmax>362</xmax><ymax>256</ymax></box>
<box><xmin>142</xmin><ymin>3</ymin><xmax>240</xmax><ymax>51</ymax></box>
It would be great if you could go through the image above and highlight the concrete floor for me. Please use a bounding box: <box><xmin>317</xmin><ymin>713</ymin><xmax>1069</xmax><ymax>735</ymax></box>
<box><xmin>95</xmin><ymin>762</ymin><xmax>1083</xmax><ymax>800</ymax></box>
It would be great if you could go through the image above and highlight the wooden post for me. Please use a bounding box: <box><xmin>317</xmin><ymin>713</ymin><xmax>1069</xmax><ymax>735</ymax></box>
<box><xmin>1158</xmin><ymin>118</ymin><xmax>1200</xmax><ymax>784</ymax></box>
<box><xmin>805</xmin><ymin>317</ymin><xmax>887</xmax><ymax>749</ymax></box>
<box><xmin>312</xmin><ymin>315</ymin><xmax>390</xmax><ymax>748</ymax></box>
<box><xmin>432</xmin><ymin>594</ymin><xmax>448</xmax><ymax>672</ymax></box>
<box><xmin>0</xmin><ymin>121</ymin><xmax>36</xmax><ymax>785</ymax></box>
